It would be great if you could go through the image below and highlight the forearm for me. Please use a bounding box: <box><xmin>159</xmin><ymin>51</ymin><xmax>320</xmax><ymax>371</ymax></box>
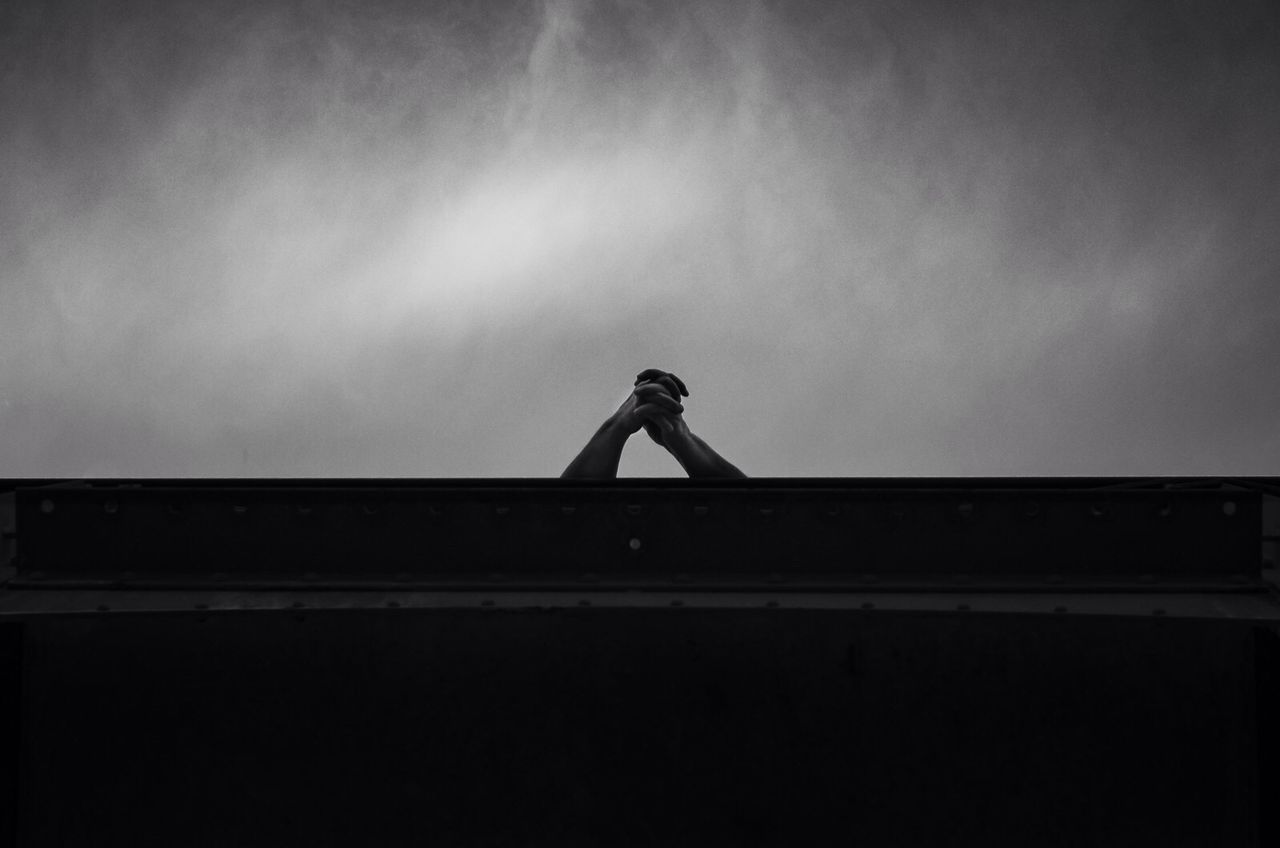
<box><xmin>666</xmin><ymin>431</ymin><xmax>746</xmax><ymax>479</ymax></box>
<box><xmin>561</xmin><ymin>417</ymin><xmax>632</xmax><ymax>479</ymax></box>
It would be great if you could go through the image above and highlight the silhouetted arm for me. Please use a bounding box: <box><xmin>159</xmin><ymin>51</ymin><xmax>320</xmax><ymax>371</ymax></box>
<box><xmin>650</xmin><ymin>417</ymin><xmax>747</xmax><ymax>479</ymax></box>
<box><xmin>561</xmin><ymin>381</ymin><xmax>685</xmax><ymax>479</ymax></box>
<box><xmin>560</xmin><ymin>417</ymin><xmax>632</xmax><ymax>479</ymax></box>
<box><xmin>630</xmin><ymin>369</ymin><xmax>746</xmax><ymax>478</ymax></box>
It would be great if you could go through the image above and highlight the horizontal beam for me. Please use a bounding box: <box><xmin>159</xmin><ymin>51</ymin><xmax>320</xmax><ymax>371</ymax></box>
<box><xmin>2</xmin><ymin>588</ymin><xmax>1280</xmax><ymax>621</ymax></box>
<box><xmin>10</xmin><ymin>480</ymin><xmax>1262</xmax><ymax>579</ymax></box>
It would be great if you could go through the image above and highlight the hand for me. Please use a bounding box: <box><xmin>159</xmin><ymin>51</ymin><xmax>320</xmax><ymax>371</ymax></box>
<box><xmin>610</xmin><ymin>378</ymin><xmax>685</xmax><ymax>437</ymax></box>
<box><xmin>633</xmin><ymin>369</ymin><xmax>690</xmax><ymax>447</ymax></box>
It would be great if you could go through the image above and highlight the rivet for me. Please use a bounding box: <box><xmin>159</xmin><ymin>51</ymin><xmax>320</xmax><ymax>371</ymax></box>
<box><xmin>296</xmin><ymin>505</ymin><xmax>312</xmax><ymax>516</ymax></box>
<box><xmin>693</xmin><ymin>505</ymin><xmax>709</xmax><ymax>516</ymax></box>
<box><xmin>488</xmin><ymin>572</ymin><xmax>504</xmax><ymax>582</ymax></box>
<box><xmin>304</xmin><ymin>571</ymin><xmax>319</xmax><ymax>581</ymax></box>
<box><xmin>1139</xmin><ymin>573</ymin><xmax>1156</xmax><ymax>584</ymax></box>
<box><xmin>861</xmin><ymin>574</ymin><xmax>879</xmax><ymax>584</ymax></box>
<box><xmin>1230</xmin><ymin>573</ymin><xmax>1247</xmax><ymax>584</ymax></box>
<box><xmin>481</xmin><ymin>599</ymin><xmax>495</xmax><ymax>607</ymax></box>
<box><xmin>670</xmin><ymin>599</ymin><xmax>684</xmax><ymax>607</ymax></box>
<box><xmin>1223</xmin><ymin>501</ymin><xmax>1237</xmax><ymax>517</ymax></box>
<box><xmin>362</xmin><ymin>504</ymin><xmax>379</xmax><ymax>515</ymax></box>
<box><xmin>580</xmin><ymin>573</ymin><xmax>598</xmax><ymax>583</ymax></box>
<box><xmin>291</xmin><ymin>601</ymin><xmax>305</xmax><ymax>610</ymax></box>
<box><xmin>957</xmin><ymin>604</ymin><xmax>971</xmax><ymax>612</ymax></box>
<box><xmin>674</xmin><ymin>573</ymin><xmax>692</xmax><ymax>583</ymax></box>
<box><xmin>767</xmin><ymin>573</ymin><xmax>784</xmax><ymax>584</ymax></box>
<box><xmin>629</xmin><ymin>538</ymin><xmax>642</xmax><ymax>551</ymax></box>
<box><xmin>1053</xmin><ymin>606</ymin><xmax>1067</xmax><ymax>614</ymax></box>
<box><xmin>1089</xmin><ymin>503</ymin><xmax>1106</xmax><ymax>518</ymax></box>
<box><xmin>766</xmin><ymin>600</ymin><xmax>780</xmax><ymax>608</ymax></box>
<box><xmin>626</xmin><ymin>504</ymin><xmax>643</xmax><ymax>516</ymax></box>
<box><xmin>103</xmin><ymin>501</ymin><xmax>118</xmax><ymax>514</ymax></box>
<box><xmin>386</xmin><ymin>600</ymin><xmax>401</xmax><ymax>608</ymax></box>
<box><xmin>495</xmin><ymin>506</ymin><xmax>510</xmax><ymax>516</ymax></box>
<box><xmin>96</xmin><ymin>604</ymin><xmax>110</xmax><ymax>612</ymax></box>
<box><xmin>1158</xmin><ymin>503</ymin><xmax>1172</xmax><ymax>518</ymax></box>
<box><xmin>825</xmin><ymin>506</ymin><xmax>841</xmax><ymax>517</ymax></box>
<box><xmin>395</xmin><ymin>572</ymin><xmax>412</xmax><ymax>582</ymax></box>
<box><xmin>167</xmin><ymin>503</ymin><xmax>183</xmax><ymax>516</ymax></box>
<box><xmin>560</xmin><ymin>506</ymin><xmax>577</xmax><ymax>516</ymax></box>
<box><xmin>232</xmin><ymin>504</ymin><xmax>247</xmax><ymax>515</ymax></box>
<box><xmin>578</xmin><ymin>599</ymin><xmax>591</xmax><ymax>607</ymax></box>
<box><xmin>860</xmin><ymin>602</ymin><xmax>876</xmax><ymax>610</ymax></box>
<box><xmin>759</xmin><ymin>507</ymin><xmax>775</xmax><ymax>516</ymax></box>
<box><xmin>1023</xmin><ymin>503</ymin><xmax>1041</xmax><ymax>518</ymax></box>
<box><xmin>1045</xmin><ymin>574</ymin><xmax>1064</xmax><ymax>584</ymax></box>
<box><xmin>953</xmin><ymin>573</ymin><xmax>972</xmax><ymax>584</ymax></box>
<box><xmin>1152</xmin><ymin>608</ymin><xmax>1167</xmax><ymax>616</ymax></box>
<box><xmin>957</xmin><ymin>502</ymin><xmax>974</xmax><ymax>518</ymax></box>
<box><xmin>194</xmin><ymin>603</ymin><xmax>209</xmax><ymax>611</ymax></box>
<box><xmin>40</xmin><ymin>499</ymin><xmax>54</xmax><ymax>514</ymax></box>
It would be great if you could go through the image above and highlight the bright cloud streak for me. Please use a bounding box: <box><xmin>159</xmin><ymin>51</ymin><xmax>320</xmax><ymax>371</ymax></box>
<box><xmin>1</xmin><ymin>0</ymin><xmax>1278</xmax><ymax>477</ymax></box>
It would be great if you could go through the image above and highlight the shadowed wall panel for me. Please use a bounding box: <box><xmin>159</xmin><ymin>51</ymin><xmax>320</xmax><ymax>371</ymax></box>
<box><xmin>16</xmin><ymin>611</ymin><xmax>1256</xmax><ymax>846</ymax></box>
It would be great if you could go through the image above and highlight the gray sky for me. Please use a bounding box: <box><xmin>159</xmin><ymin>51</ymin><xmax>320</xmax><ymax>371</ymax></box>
<box><xmin>2</xmin><ymin>0</ymin><xmax>1278</xmax><ymax>477</ymax></box>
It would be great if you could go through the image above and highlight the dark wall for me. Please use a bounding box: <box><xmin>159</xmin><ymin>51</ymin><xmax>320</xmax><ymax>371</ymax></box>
<box><xmin>13</xmin><ymin>610</ymin><xmax>1259</xmax><ymax>846</ymax></box>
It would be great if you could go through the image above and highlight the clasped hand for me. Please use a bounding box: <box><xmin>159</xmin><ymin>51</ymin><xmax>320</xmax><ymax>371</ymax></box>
<box><xmin>611</xmin><ymin>369</ymin><xmax>691</xmax><ymax>448</ymax></box>
<box><xmin>562</xmin><ymin>367</ymin><xmax>744</xmax><ymax>478</ymax></box>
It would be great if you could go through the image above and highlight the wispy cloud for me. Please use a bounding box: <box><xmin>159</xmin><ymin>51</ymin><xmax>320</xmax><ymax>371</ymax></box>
<box><xmin>2</xmin><ymin>0</ymin><xmax>1277</xmax><ymax>477</ymax></box>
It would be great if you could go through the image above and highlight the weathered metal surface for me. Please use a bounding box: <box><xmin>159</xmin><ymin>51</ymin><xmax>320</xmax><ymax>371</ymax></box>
<box><xmin>11</xmin><ymin>611</ymin><xmax>1263</xmax><ymax>846</ymax></box>
<box><xmin>0</xmin><ymin>622</ymin><xmax>19</xmax><ymax>848</ymax></box>
<box><xmin>10</xmin><ymin>479</ymin><xmax>1262</xmax><ymax>580</ymax></box>
<box><xmin>2</xmin><ymin>588</ymin><xmax>1280</xmax><ymax>621</ymax></box>
<box><xmin>1257</xmin><ymin>627</ymin><xmax>1280</xmax><ymax>848</ymax></box>
<box><xmin>2</xmin><ymin>479</ymin><xmax>1276</xmax><ymax>845</ymax></box>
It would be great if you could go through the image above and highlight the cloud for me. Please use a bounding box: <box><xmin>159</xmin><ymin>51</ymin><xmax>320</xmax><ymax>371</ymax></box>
<box><xmin>2</xmin><ymin>0</ymin><xmax>1278</xmax><ymax>477</ymax></box>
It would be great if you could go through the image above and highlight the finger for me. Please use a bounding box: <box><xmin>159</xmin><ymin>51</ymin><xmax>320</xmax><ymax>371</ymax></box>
<box><xmin>634</xmin><ymin>382</ymin><xmax>677</xmax><ymax>402</ymax></box>
<box><xmin>634</xmin><ymin>369</ymin><xmax>690</xmax><ymax>397</ymax></box>
<box><xmin>638</xmin><ymin>410</ymin><xmax>676</xmax><ymax>436</ymax></box>
<box><xmin>646</xmin><ymin>392</ymin><xmax>684</xmax><ymax>413</ymax></box>
<box><xmin>634</xmin><ymin>400</ymin><xmax>683</xmax><ymax>419</ymax></box>
<box><xmin>645</xmin><ymin>375</ymin><xmax>682</xmax><ymax>401</ymax></box>
<box><xmin>636</xmin><ymin>393</ymin><xmax>684</xmax><ymax>414</ymax></box>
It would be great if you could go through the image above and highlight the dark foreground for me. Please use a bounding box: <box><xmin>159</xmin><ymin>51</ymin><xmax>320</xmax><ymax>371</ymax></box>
<box><xmin>2</xmin><ymin>478</ymin><xmax>1277</xmax><ymax>846</ymax></box>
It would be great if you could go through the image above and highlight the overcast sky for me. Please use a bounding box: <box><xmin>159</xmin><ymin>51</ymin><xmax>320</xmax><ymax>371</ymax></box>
<box><xmin>2</xmin><ymin>0</ymin><xmax>1278</xmax><ymax>478</ymax></box>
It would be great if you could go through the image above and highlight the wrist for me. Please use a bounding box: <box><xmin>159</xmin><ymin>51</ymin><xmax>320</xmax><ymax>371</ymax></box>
<box><xmin>662</xmin><ymin>426</ymin><xmax>697</xmax><ymax>456</ymax></box>
<box><xmin>601</xmin><ymin>414</ymin><xmax>636</xmax><ymax>442</ymax></box>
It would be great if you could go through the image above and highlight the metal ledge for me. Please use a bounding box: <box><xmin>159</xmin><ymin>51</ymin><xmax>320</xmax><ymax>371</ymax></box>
<box><xmin>8</xmin><ymin>478</ymin><xmax>1264</xmax><ymax>578</ymax></box>
<box><xmin>2</xmin><ymin>588</ymin><xmax>1279</xmax><ymax>621</ymax></box>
